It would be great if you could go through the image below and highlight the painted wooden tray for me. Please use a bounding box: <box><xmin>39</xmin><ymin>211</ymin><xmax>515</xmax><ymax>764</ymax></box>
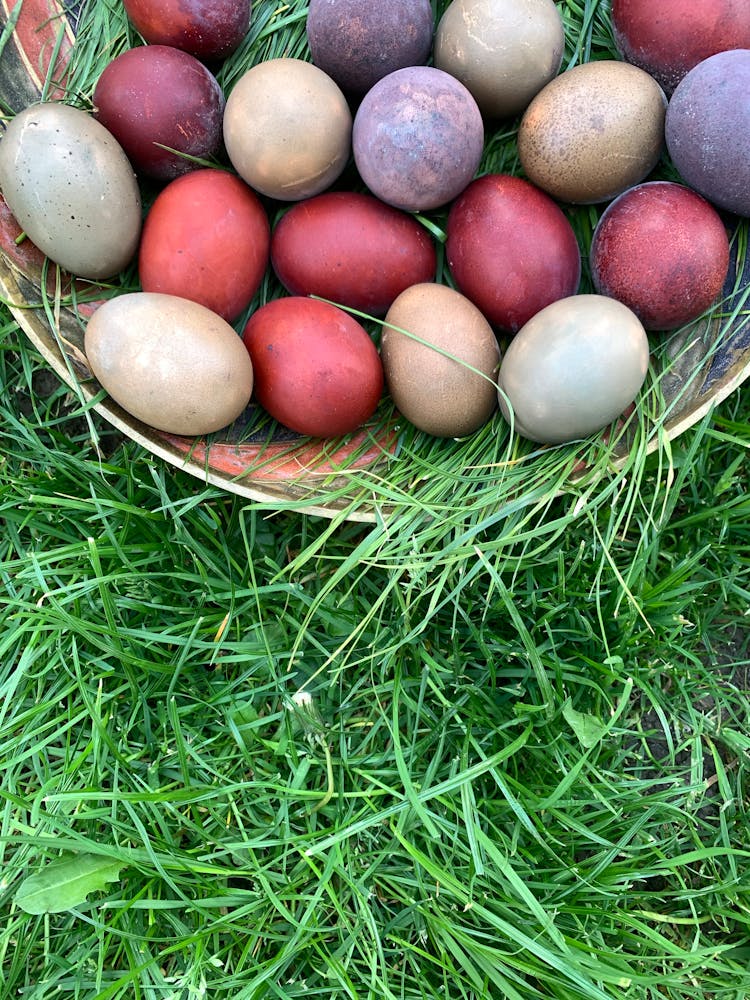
<box><xmin>1</xmin><ymin>0</ymin><xmax>749</xmax><ymax>522</ymax></box>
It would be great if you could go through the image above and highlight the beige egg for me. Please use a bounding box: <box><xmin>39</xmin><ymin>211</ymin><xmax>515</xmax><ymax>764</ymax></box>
<box><xmin>434</xmin><ymin>0</ymin><xmax>564</xmax><ymax>120</ymax></box>
<box><xmin>84</xmin><ymin>293</ymin><xmax>254</xmax><ymax>436</ymax></box>
<box><xmin>223</xmin><ymin>58</ymin><xmax>352</xmax><ymax>201</ymax></box>
<box><xmin>518</xmin><ymin>61</ymin><xmax>667</xmax><ymax>204</ymax></box>
<box><xmin>0</xmin><ymin>102</ymin><xmax>141</xmax><ymax>279</ymax></box>
<box><xmin>382</xmin><ymin>283</ymin><xmax>500</xmax><ymax>437</ymax></box>
<box><xmin>497</xmin><ymin>294</ymin><xmax>649</xmax><ymax>444</ymax></box>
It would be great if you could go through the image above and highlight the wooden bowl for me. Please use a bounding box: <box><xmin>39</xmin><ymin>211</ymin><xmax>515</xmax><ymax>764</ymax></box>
<box><xmin>1</xmin><ymin>1</ymin><xmax>749</xmax><ymax>522</ymax></box>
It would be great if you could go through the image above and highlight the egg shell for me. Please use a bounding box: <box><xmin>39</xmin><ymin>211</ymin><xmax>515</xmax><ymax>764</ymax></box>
<box><xmin>123</xmin><ymin>0</ymin><xmax>252</xmax><ymax>60</ymax></box>
<box><xmin>434</xmin><ymin>0</ymin><xmax>564</xmax><ymax>120</ymax></box>
<box><xmin>665</xmin><ymin>49</ymin><xmax>750</xmax><ymax>218</ymax></box>
<box><xmin>382</xmin><ymin>283</ymin><xmax>500</xmax><ymax>437</ymax></box>
<box><xmin>241</xmin><ymin>297</ymin><xmax>383</xmax><ymax>438</ymax></box>
<box><xmin>612</xmin><ymin>0</ymin><xmax>750</xmax><ymax>94</ymax></box>
<box><xmin>270</xmin><ymin>191</ymin><xmax>437</xmax><ymax>317</ymax></box>
<box><xmin>93</xmin><ymin>45</ymin><xmax>225</xmax><ymax>181</ymax></box>
<box><xmin>223</xmin><ymin>59</ymin><xmax>352</xmax><ymax>202</ymax></box>
<box><xmin>497</xmin><ymin>294</ymin><xmax>649</xmax><ymax>444</ymax></box>
<box><xmin>446</xmin><ymin>174</ymin><xmax>581</xmax><ymax>333</ymax></box>
<box><xmin>84</xmin><ymin>292</ymin><xmax>254</xmax><ymax>436</ymax></box>
<box><xmin>306</xmin><ymin>0</ymin><xmax>433</xmax><ymax>97</ymax></box>
<box><xmin>0</xmin><ymin>102</ymin><xmax>141</xmax><ymax>280</ymax></box>
<box><xmin>138</xmin><ymin>168</ymin><xmax>270</xmax><ymax>323</ymax></box>
<box><xmin>352</xmin><ymin>66</ymin><xmax>485</xmax><ymax>212</ymax></box>
<box><xmin>518</xmin><ymin>61</ymin><xmax>667</xmax><ymax>204</ymax></box>
<box><xmin>590</xmin><ymin>181</ymin><xmax>730</xmax><ymax>331</ymax></box>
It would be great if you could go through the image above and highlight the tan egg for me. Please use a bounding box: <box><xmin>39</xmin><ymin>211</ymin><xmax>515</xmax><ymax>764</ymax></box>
<box><xmin>223</xmin><ymin>58</ymin><xmax>352</xmax><ymax>201</ymax></box>
<box><xmin>0</xmin><ymin>102</ymin><xmax>141</xmax><ymax>279</ymax></box>
<box><xmin>382</xmin><ymin>283</ymin><xmax>500</xmax><ymax>437</ymax></box>
<box><xmin>518</xmin><ymin>61</ymin><xmax>667</xmax><ymax>204</ymax></box>
<box><xmin>84</xmin><ymin>293</ymin><xmax>254</xmax><ymax>436</ymax></box>
<box><xmin>434</xmin><ymin>0</ymin><xmax>564</xmax><ymax>120</ymax></box>
<box><xmin>497</xmin><ymin>294</ymin><xmax>649</xmax><ymax>444</ymax></box>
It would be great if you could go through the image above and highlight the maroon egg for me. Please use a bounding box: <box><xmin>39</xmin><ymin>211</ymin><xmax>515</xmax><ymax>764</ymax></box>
<box><xmin>612</xmin><ymin>0</ymin><xmax>750</xmax><ymax>93</ymax></box>
<box><xmin>666</xmin><ymin>49</ymin><xmax>750</xmax><ymax>218</ymax></box>
<box><xmin>306</xmin><ymin>0</ymin><xmax>433</xmax><ymax>97</ymax></box>
<box><xmin>241</xmin><ymin>297</ymin><xmax>384</xmax><ymax>438</ymax></box>
<box><xmin>93</xmin><ymin>45</ymin><xmax>225</xmax><ymax>180</ymax></box>
<box><xmin>352</xmin><ymin>66</ymin><xmax>484</xmax><ymax>213</ymax></box>
<box><xmin>123</xmin><ymin>0</ymin><xmax>252</xmax><ymax>61</ymax></box>
<box><xmin>590</xmin><ymin>182</ymin><xmax>730</xmax><ymax>331</ymax></box>
<box><xmin>446</xmin><ymin>174</ymin><xmax>581</xmax><ymax>333</ymax></box>
<box><xmin>271</xmin><ymin>192</ymin><xmax>436</xmax><ymax>316</ymax></box>
<box><xmin>139</xmin><ymin>169</ymin><xmax>270</xmax><ymax>323</ymax></box>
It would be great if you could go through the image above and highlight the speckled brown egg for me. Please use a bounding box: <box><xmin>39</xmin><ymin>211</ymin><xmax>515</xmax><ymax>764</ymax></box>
<box><xmin>223</xmin><ymin>58</ymin><xmax>352</xmax><ymax>201</ymax></box>
<box><xmin>0</xmin><ymin>102</ymin><xmax>141</xmax><ymax>280</ymax></box>
<box><xmin>518</xmin><ymin>61</ymin><xmax>667</xmax><ymax>204</ymax></box>
<box><xmin>497</xmin><ymin>294</ymin><xmax>649</xmax><ymax>444</ymax></box>
<box><xmin>434</xmin><ymin>0</ymin><xmax>564</xmax><ymax>120</ymax></box>
<box><xmin>84</xmin><ymin>292</ymin><xmax>254</xmax><ymax>436</ymax></box>
<box><xmin>382</xmin><ymin>282</ymin><xmax>500</xmax><ymax>437</ymax></box>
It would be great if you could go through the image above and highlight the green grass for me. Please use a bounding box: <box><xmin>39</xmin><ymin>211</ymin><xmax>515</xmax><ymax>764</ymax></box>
<box><xmin>2</xmin><ymin>304</ymin><xmax>750</xmax><ymax>999</ymax></box>
<box><xmin>2</xmin><ymin>0</ymin><xmax>750</xmax><ymax>996</ymax></box>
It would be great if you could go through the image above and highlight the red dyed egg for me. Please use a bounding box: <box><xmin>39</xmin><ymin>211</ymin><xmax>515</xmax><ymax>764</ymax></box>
<box><xmin>612</xmin><ymin>0</ymin><xmax>750</xmax><ymax>93</ymax></box>
<box><xmin>93</xmin><ymin>45</ymin><xmax>225</xmax><ymax>180</ymax></box>
<box><xmin>139</xmin><ymin>169</ymin><xmax>270</xmax><ymax>323</ymax></box>
<box><xmin>271</xmin><ymin>192</ymin><xmax>437</xmax><ymax>317</ymax></box>
<box><xmin>446</xmin><ymin>174</ymin><xmax>581</xmax><ymax>333</ymax></box>
<box><xmin>123</xmin><ymin>0</ymin><xmax>252</xmax><ymax>61</ymax></box>
<box><xmin>242</xmin><ymin>298</ymin><xmax>384</xmax><ymax>438</ymax></box>
<box><xmin>590</xmin><ymin>181</ymin><xmax>730</xmax><ymax>331</ymax></box>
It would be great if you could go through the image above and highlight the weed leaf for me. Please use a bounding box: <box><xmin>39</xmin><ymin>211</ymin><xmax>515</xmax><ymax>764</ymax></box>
<box><xmin>562</xmin><ymin>699</ymin><xmax>607</xmax><ymax>749</ymax></box>
<box><xmin>14</xmin><ymin>853</ymin><xmax>124</xmax><ymax>914</ymax></box>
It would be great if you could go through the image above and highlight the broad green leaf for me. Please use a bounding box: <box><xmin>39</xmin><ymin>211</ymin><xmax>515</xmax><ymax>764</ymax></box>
<box><xmin>562</xmin><ymin>699</ymin><xmax>606</xmax><ymax>749</ymax></box>
<box><xmin>14</xmin><ymin>853</ymin><xmax>124</xmax><ymax>914</ymax></box>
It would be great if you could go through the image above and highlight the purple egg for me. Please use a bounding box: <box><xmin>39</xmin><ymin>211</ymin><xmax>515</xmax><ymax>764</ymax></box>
<box><xmin>352</xmin><ymin>66</ymin><xmax>485</xmax><ymax>213</ymax></box>
<box><xmin>666</xmin><ymin>49</ymin><xmax>750</xmax><ymax>217</ymax></box>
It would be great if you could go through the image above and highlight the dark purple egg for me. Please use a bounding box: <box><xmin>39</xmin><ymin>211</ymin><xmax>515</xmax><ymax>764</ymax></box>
<box><xmin>352</xmin><ymin>66</ymin><xmax>484</xmax><ymax>213</ymax></box>
<box><xmin>665</xmin><ymin>49</ymin><xmax>750</xmax><ymax>217</ymax></box>
<box><xmin>306</xmin><ymin>0</ymin><xmax>434</xmax><ymax>97</ymax></box>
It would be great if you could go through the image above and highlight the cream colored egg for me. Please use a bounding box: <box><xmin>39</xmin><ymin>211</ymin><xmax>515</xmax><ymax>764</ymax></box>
<box><xmin>223</xmin><ymin>58</ymin><xmax>352</xmax><ymax>201</ymax></box>
<box><xmin>0</xmin><ymin>102</ymin><xmax>141</xmax><ymax>279</ymax></box>
<box><xmin>84</xmin><ymin>293</ymin><xmax>254</xmax><ymax>436</ymax></box>
<box><xmin>435</xmin><ymin>0</ymin><xmax>564</xmax><ymax>120</ymax></box>
<box><xmin>498</xmin><ymin>294</ymin><xmax>649</xmax><ymax>444</ymax></box>
<box><xmin>382</xmin><ymin>283</ymin><xmax>500</xmax><ymax>437</ymax></box>
<box><xmin>518</xmin><ymin>61</ymin><xmax>667</xmax><ymax>204</ymax></box>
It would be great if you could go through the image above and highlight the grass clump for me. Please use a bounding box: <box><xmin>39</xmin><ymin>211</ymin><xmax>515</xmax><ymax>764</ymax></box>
<box><xmin>2</xmin><ymin>313</ymin><xmax>750</xmax><ymax>999</ymax></box>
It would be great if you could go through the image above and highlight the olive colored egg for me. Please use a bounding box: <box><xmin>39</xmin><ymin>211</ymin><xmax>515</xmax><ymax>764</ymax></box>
<box><xmin>223</xmin><ymin>58</ymin><xmax>352</xmax><ymax>201</ymax></box>
<box><xmin>306</xmin><ymin>0</ymin><xmax>433</xmax><ymax>97</ymax></box>
<box><xmin>84</xmin><ymin>293</ymin><xmax>254</xmax><ymax>436</ymax></box>
<box><xmin>0</xmin><ymin>102</ymin><xmax>141</xmax><ymax>280</ymax></box>
<box><xmin>435</xmin><ymin>0</ymin><xmax>564</xmax><ymax>120</ymax></box>
<box><xmin>382</xmin><ymin>283</ymin><xmax>500</xmax><ymax>437</ymax></box>
<box><xmin>518</xmin><ymin>61</ymin><xmax>667</xmax><ymax>204</ymax></box>
<box><xmin>498</xmin><ymin>295</ymin><xmax>649</xmax><ymax>444</ymax></box>
<box><xmin>665</xmin><ymin>49</ymin><xmax>750</xmax><ymax>218</ymax></box>
<box><xmin>352</xmin><ymin>66</ymin><xmax>484</xmax><ymax>212</ymax></box>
